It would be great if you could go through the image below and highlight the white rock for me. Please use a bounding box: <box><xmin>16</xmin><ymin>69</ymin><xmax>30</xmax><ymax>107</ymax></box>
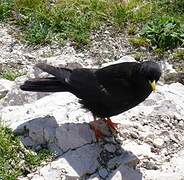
<box><xmin>29</xmin><ymin>174</ymin><xmax>45</xmax><ymax>180</ymax></box>
<box><xmin>108</xmin><ymin>165</ymin><xmax>142</xmax><ymax>180</ymax></box>
<box><xmin>17</xmin><ymin>177</ymin><xmax>29</xmax><ymax>180</ymax></box>
<box><xmin>0</xmin><ymin>79</ymin><xmax>14</xmax><ymax>98</ymax></box>
<box><xmin>153</xmin><ymin>138</ymin><xmax>165</xmax><ymax>148</ymax></box>
<box><xmin>157</xmin><ymin>83</ymin><xmax>184</xmax><ymax>118</ymax></box>
<box><xmin>123</xmin><ymin>141</ymin><xmax>155</xmax><ymax>158</ymax></box>
<box><xmin>142</xmin><ymin>148</ymin><xmax>184</xmax><ymax>180</ymax></box>
<box><xmin>142</xmin><ymin>170</ymin><xmax>184</xmax><ymax>180</ymax></box>
<box><xmin>52</xmin><ymin>144</ymin><xmax>99</xmax><ymax>177</ymax></box>
<box><xmin>88</xmin><ymin>174</ymin><xmax>101</xmax><ymax>180</ymax></box>
<box><xmin>102</xmin><ymin>55</ymin><xmax>136</xmax><ymax>67</ymax></box>
<box><xmin>1</xmin><ymin>92</ymin><xmax>80</xmax><ymax>129</ymax></box>
<box><xmin>162</xmin><ymin>149</ymin><xmax>184</xmax><ymax>174</ymax></box>
<box><xmin>25</xmin><ymin>144</ymin><xmax>100</xmax><ymax>180</ymax></box>
<box><xmin>0</xmin><ymin>80</ymin><xmax>49</xmax><ymax>107</ymax></box>
<box><xmin>38</xmin><ymin>165</ymin><xmax>63</xmax><ymax>180</ymax></box>
<box><xmin>161</xmin><ymin>61</ymin><xmax>176</xmax><ymax>74</ymax></box>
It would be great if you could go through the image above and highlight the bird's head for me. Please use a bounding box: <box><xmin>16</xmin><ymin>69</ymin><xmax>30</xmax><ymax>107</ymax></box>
<box><xmin>139</xmin><ymin>61</ymin><xmax>162</xmax><ymax>92</ymax></box>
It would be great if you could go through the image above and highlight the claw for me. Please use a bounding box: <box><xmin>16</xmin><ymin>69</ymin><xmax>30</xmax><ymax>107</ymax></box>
<box><xmin>105</xmin><ymin>117</ymin><xmax>119</xmax><ymax>132</ymax></box>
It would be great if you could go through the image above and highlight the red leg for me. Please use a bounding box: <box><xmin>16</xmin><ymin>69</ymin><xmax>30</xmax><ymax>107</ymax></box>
<box><xmin>90</xmin><ymin>121</ymin><xmax>104</xmax><ymax>140</ymax></box>
<box><xmin>105</xmin><ymin>117</ymin><xmax>119</xmax><ymax>132</ymax></box>
<box><xmin>90</xmin><ymin>115</ymin><xmax>105</xmax><ymax>140</ymax></box>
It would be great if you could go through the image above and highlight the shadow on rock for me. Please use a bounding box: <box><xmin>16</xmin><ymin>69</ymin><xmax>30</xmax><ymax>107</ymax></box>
<box><xmin>14</xmin><ymin>116</ymin><xmax>143</xmax><ymax>179</ymax></box>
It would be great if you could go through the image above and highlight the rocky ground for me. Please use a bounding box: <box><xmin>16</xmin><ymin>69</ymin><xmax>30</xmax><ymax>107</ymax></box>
<box><xmin>0</xmin><ymin>23</ymin><xmax>184</xmax><ymax>180</ymax></box>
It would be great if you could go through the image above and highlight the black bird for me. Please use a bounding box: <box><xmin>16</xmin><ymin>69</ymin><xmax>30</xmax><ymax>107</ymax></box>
<box><xmin>20</xmin><ymin>61</ymin><xmax>162</xmax><ymax>139</ymax></box>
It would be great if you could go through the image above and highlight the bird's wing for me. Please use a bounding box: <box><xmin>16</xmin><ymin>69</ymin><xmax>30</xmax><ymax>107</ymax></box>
<box><xmin>94</xmin><ymin>62</ymin><xmax>145</xmax><ymax>115</ymax></box>
<box><xmin>96</xmin><ymin>62</ymin><xmax>139</xmax><ymax>95</ymax></box>
<box><xmin>67</xmin><ymin>68</ymin><xmax>104</xmax><ymax>100</ymax></box>
<box><xmin>36</xmin><ymin>63</ymin><xmax>103</xmax><ymax>99</ymax></box>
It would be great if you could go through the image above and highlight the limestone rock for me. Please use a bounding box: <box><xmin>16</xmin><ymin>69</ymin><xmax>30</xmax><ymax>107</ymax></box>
<box><xmin>102</xmin><ymin>55</ymin><xmax>136</xmax><ymax>67</ymax></box>
<box><xmin>108</xmin><ymin>165</ymin><xmax>142</xmax><ymax>180</ymax></box>
<box><xmin>0</xmin><ymin>79</ymin><xmax>14</xmax><ymax>99</ymax></box>
<box><xmin>29</xmin><ymin>144</ymin><xmax>100</xmax><ymax>179</ymax></box>
<box><xmin>108</xmin><ymin>150</ymin><xmax>139</xmax><ymax>169</ymax></box>
<box><xmin>152</xmin><ymin>138</ymin><xmax>165</xmax><ymax>148</ymax></box>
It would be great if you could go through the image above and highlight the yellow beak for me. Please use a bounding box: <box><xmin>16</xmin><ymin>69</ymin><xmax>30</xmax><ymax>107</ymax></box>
<box><xmin>149</xmin><ymin>80</ymin><xmax>156</xmax><ymax>92</ymax></box>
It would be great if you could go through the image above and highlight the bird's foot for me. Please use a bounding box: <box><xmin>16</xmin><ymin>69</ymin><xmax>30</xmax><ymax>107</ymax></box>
<box><xmin>105</xmin><ymin>118</ymin><xmax>119</xmax><ymax>133</ymax></box>
<box><xmin>90</xmin><ymin>121</ymin><xmax>104</xmax><ymax>141</ymax></box>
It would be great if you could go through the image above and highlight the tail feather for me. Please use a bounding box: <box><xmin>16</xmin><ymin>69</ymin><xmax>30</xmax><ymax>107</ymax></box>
<box><xmin>20</xmin><ymin>63</ymin><xmax>73</xmax><ymax>92</ymax></box>
<box><xmin>20</xmin><ymin>77</ymin><xmax>70</xmax><ymax>92</ymax></box>
<box><xmin>36</xmin><ymin>63</ymin><xmax>72</xmax><ymax>83</ymax></box>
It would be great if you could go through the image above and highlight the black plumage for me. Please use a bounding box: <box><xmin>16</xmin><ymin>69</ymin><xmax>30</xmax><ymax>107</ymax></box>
<box><xmin>20</xmin><ymin>61</ymin><xmax>161</xmax><ymax>118</ymax></box>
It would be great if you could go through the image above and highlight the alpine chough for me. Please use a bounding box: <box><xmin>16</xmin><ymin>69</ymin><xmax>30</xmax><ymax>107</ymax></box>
<box><xmin>20</xmin><ymin>61</ymin><xmax>162</xmax><ymax>139</ymax></box>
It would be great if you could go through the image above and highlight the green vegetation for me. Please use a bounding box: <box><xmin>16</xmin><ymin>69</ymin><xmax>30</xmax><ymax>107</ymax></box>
<box><xmin>154</xmin><ymin>48</ymin><xmax>165</xmax><ymax>56</ymax></box>
<box><xmin>141</xmin><ymin>17</ymin><xmax>184</xmax><ymax>50</ymax></box>
<box><xmin>0</xmin><ymin>0</ymin><xmax>13</xmax><ymax>21</ymax></box>
<box><xmin>156</xmin><ymin>0</ymin><xmax>184</xmax><ymax>17</ymax></box>
<box><xmin>25</xmin><ymin>149</ymin><xmax>52</xmax><ymax>168</ymax></box>
<box><xmin>173</xmin><ymin>49</ymin><xmax>184</xmax><ymax>60</ymax></box>
<box><xmin>127</xmin><ymin>24</ymin><xmax>137</xmax><ymax>35</ymax></box>
<box><xmin>1</xmin><ymin>69</ymin><xmax>25</xmax><ymax>81</ymax></box>
<box><xmin>0</xmin><ymin>0</ymin><xmax>183</xmax><ymax>48</ymax></box>
<box><xmin>0</xmin><ymin>126</ymin><xmax>52</xmax><ymax>179</ymax></box>
<box><xmin>129</xmin><ymin>37</ymin><xmax>149</xmax><ymax>48</ymax></box>
<box><xmin>133</xmin><ymin>51</ymin><xmax>145</xmax><ymax>61</ymax></box>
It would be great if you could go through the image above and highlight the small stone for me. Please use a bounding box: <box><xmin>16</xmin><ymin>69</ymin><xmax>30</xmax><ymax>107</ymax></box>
<box><xmin>98</xmin><ymin>168</ymin><xmax>108</xmax><ymax>178</ymax></box>
<box><xmin>17</xmin><ymin>177</ymin><xmax>29</xmax><ymax>180</ymax></box>
<box><xmin>176</xmin><ymin>133</ymin><xmax>184</xmax><ymax>142</ymax></box>
<box><xmin>108</xmin><ymin>150</ymin><xmax>139</xmax><ymax>169</ymax></box>
<box><xmin>143</xmin><ymin>160</ymin><xmax>159</xmax><ymax>170</ymax></box>
<box><xmin>104</xmin><ymin>30</ymin><xmax>110</xmax><ymax>34</ymax></box>
<box><xmin>169</xmin><ymin>133</ymin><xmax>179</xmax><ymax>143</ymax></box>
<box><xmin>130</xmin><ymin>131</ymin><xmax>139</xmax><ymax>139</ymax></box>
<box><xmin>23</xmin><ymin>53</ymin><xmax>36</xmax><ymax>60</ymax></box>
<box><xmin>178</xmin><ymin>120</ymin><xmax>184</xmax><ymax>127</ymax></box>
<box><xmin>0</xmin><ymin>79</ymin><xmax>14</xmax><ymax>98</ymax></box>
<box><xmin>21</xmin><ymin>137</ymin><xmax>35</xmax><ymax>147</ymax></box>
<box><xmin>35</xmin><ymin>145</ymin><xmax>42</xmax><ymax>151</ymax></box>
<box><xmin>39</xmin><ymin>165</ymin><xmax>62</xmax><ymax>180</ymax></box>
<box><xmin>153</xmin><ymin>138</ymin><xmax>164</xmax><ymax>148</ymax></box>
<box><xmin>144</xmin><ymin>137</ymin><xmax>153</xmax><ymax>143</ymax></box>
<box><xmin>104</xmin><ymin>144</ymin><xmax>116</xmax><ymax>153</ymax></box>
<box><xmin>88</xmin><ymin>174</ymin><xmax>101</xmax><ymax>180</ymax></box>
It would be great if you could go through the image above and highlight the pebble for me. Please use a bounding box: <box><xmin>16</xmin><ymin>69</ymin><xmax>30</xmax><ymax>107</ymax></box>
<box><xmin>178</xmin><ymin>120</ymin><xmax>184</xmax><ymax>127</ymax></box>
<box><xmin>143</xmin><ymin>161</ymin><xmax>159</xmax><ymax>170</ymax></box>
<box><xmin>98</xmin><ymin>168</ymin><xmax>108</xmax><ymax>178</ymax></box>
<box><xmin>169</xmin><ymin>133</ymin><xmax>179</xmax><ymax>143</ymax></box>
<box><xmin>153</xmin><ymin>138</ymin><xmax>165</xmax><ymax>148</ymax></box>
<box><xmin>104</xmin><ymin>144</ymin><xmax>116</xmax><ymax>153</ymax></box>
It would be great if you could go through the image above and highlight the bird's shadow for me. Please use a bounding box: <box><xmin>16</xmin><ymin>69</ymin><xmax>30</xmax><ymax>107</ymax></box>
<box><xmin>14</xmin><ymin>116</ymin><xmax>143</xmax><ymax>179</ymax></box>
